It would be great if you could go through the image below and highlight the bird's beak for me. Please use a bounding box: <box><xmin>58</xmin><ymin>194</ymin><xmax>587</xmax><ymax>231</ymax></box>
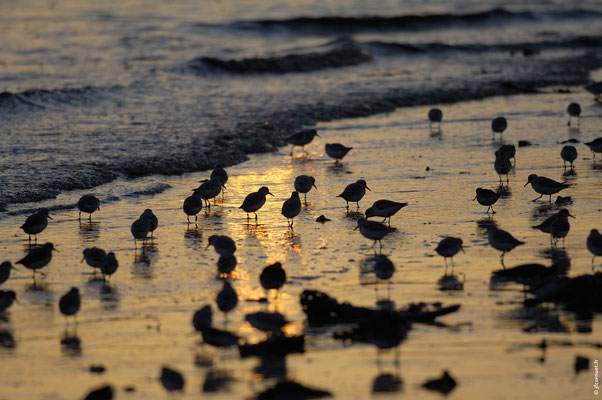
<box><xmin>313</xmin><ymin>184</ymin><xmax>318</xmax><ymax>190</ymax></box>
<box><xmin>53</xmin><ymin>248</ymin><xmax>59</xmax><ymax>252</ymax></box>
<box><xmin>10</xmin><ymin>265</ymin><xmax>18</xmax><ymax>270</ymax></box>
<box><xmin>353</xmin><ymin>225</ymin><xmax>358</xmax><ymax>231</ymax></box>
<box><xmin>268</xmin><ymin>192</ymin><xmax>275</xmax><ymax>197</ymax></box>
<box><xmin>205</xmin><ymin>243</ymin><xmax>210</xmax><ymax>250</ymax></box>
<box><xmin>523</xmin><ymin>181</ymin><xmax>529</xmax><ymax>187</ymax></box>
<box><xmin>365</xmin><ymin>186</ymin><xmax>371</xmax><ymax>191</ymax></box>
<box><xmin>80</xmin><ymin>256</ymin><xmax>84</xmax><ymax>262</ymax></box>
<box><xmin>461</xmin><ymin>246</ymin><xmax>465</xmax><ymax>253</ymax></box>
<box><xmin>569</xmin><ymin>213</ymin><xmax>576</xmax><ymax>219</ymax></box>
<box><xmin>222</xmin><ymin>185</ymin><xmax>227</xmax><ymax>189</ymax></box>
<box><xmin>198</xmin><ymin>179</ymin><xmax>208</xmax><ymax>182</ymax></box>
<box><xmin>97</xmin><ymin>206</ymin><xmax>101</xmax><ymax>211</ymax></box>
<box><xmin>47</xmin><ymin>215</ymin><xmax>53</xmax><ymax>220</ymax></box>
<box><xmin>316</xmin><ymin>133</ymin><xmax>321</xmax><ymax>138</ymax></box>
<box><xmin>472</xmin><ymin>196</ymin><xmax>476</xmax><ymax>201</ymax></box>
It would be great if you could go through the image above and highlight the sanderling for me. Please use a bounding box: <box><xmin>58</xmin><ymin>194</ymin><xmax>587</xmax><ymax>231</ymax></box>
<box><xmin>207</xmin><ymin>235</ymin><xmax>236</xmax><ymax>256</ymax></box>
<box><xmin>0</xmin><ymin>290</ymin><xmax>16</xmax><ymax>311</ymax></box>
<box><xmin>325</xmin><ymin>143</ymin><xmax>353</xmax><ymax>164</ymax></box>
<box><xmin>196</xmin><ymin>178</ymin><xmax>222</xmax><ymax>208</ymax></box>
<box><xmin>494</xmin><ymin>150</ymin><xmax>512</xmax><ymax>184</ymax></box>
<box><xmin>281</xmin><ymin>191</ymin><xmax>301</xmax><ymax>228</ymax></box>
<box><xmin>435</xmin><ymin>237</ymin><xmax>464</xmax><ymax>273</ymax></box>
<box><xmin>16</xmin><ymin>242</ymin><xmax>56</xmax><ymax>278</ymax></box>
<box><xmin>260</xmin><ymin>262</ymin><xmax>286</xmax><ymax>292</ymax></box>
<box><xmin>81</xmin><ymin>247</ymin><xmax>107</xmax><ymax>274</ymax></box>
<box><xmin>21</xmin><ymin>209</ymin><xmax>52</xmax><ymax>243</ymax></box>
<box><xmin>245</xmin><ymin>311</ymin><xmax>290</xmax><ymax>333</ymax></box>
<box><xmin>77</xmin><ymin>195</ymin><xmax>100</xmax><ymax>221</ymax></box>
<box><xmin>498</xmin><ymin>144</ymin><xmax>516</xmax><ymax>166</ymax></box>
<box><xmin>586</xmin><ymin>81</ymin><xmax>602</xmax><ymax>102</ymax></box>
<box><xmin>192</xmin><ymin>305</ymin><xmax>213</xmax><ymax>332</ymax></box>
<box><xmin>82</xmin><ymin>385</ymin><xmax>113</xmax><ymax>400</ymax></box>
<box><xmin>160</xmin><ymin>367</ymin><xmax>185</xmax><ymax>392</ymax></box>
<box><xmin>337</xmin><ymin>180</ymin><xmax>370</xmax><ymax>209</ymax></box>
<box><xmin>294</xmin><ymin>175</ymin><xmax>317</xmax><ymax>203</ymax></box>
<box><xmin>0</xmin><ymin>261</ymin><xmax>15</xmax><ymax>285</ymax></box>
<box><xmin>587</xmin><ymin>229</ymin><xmax>602</xmax><ymax>267</ymax></box>
<box><xmin>428</xmin><ymin>108</ymin><xmax>443</xmax><ymax>132</ymax></box>
<box><xmin>240</xmin><ymin>186</ymin><xmax>274</xmax><ymax>220</ymax></box>
<box><xmin>201</xmin><ymin>327</ymin><xmax>239</xmax><ymax>348</ymax></box>
<box><xmin>560</xmin><ymin>145</ymin><xmax>578</xmax><ymax>169</ymax></box>
<box><xmin>285</xmin><ymin>128</ymin><xmax>320</xmax><ymax>156</ymax></box>
<box><xmin>365</xmin><ymin>200</ymin><xmax>407</xmax><ymax>224</ymax></box>
<box><xmin>130</xmin><ymin>217</ymin><xmax>150</xmax><ymax>246</ymax></box>
<box><xmin>355</xmin><ymin>217</ymin><xmax>396</xmax><ymax>248</ymax></box>
<box><xmin>473</xmin><ymin>188</ymin><xmax>500</xmax><ymax>214</ymax></box>
<box><xmin>422</xmin><ymin>371</ymin><xmax>457</xmax><ymax>395</ymax></box>
<box><xmin>216</xmin><ymin>281</ymin><xmax>238</xmax><ymax>317</ymax></box>
<box><xmin>567</xmin><ymin>102</ymin><xmax>581</xmax><ymax>128</ymax></box>
<box><xmin>487</xmin><ymin>226</ymin><xmax>525</xmax><ymax>266</ymax></box>
<box><xmin>524</xmin><ymin>174</ymin><xmax>569</xmax><ymax>203</ymax></box>
<box><xmin>491</xmin><ymin>116</ymin><xmax>507</xmax><ymax>140</ymax></box>
<box><xmin>184</xmin><ymin>190</ymin><xmax>203</xmax><ymax>223</ymax></box>
<box><xmin>584</xmin><ymin>138</ymin><xmax>602</xmax><ymax>161</ymax></box>
<box><xmin>59</xmin><ymin>287</ymin><xmax>81</xmax><ymax>323</ymax></box>
<box><xmin>532</xmin><ymin>208</ymin><xmax>574</xmax><ymax>246</ymax></box>
<box><xmin>140</xmin><ymin>209</ymin><xmax>158</xmax><ymax>237</ymax></box>
<box><xmin>210</xmin><ymin>167</ymin><xmax>228</xmax><ymax>190</ymax></box>
<box><xmin>217</xmin><ymin>254</ymin><xmax>237</xmax><ymax>275</ymax></box>
<box><xmin>100</xmin><ymin>252</ymin><xmax>118</xmax><ymax>281</ymax></box>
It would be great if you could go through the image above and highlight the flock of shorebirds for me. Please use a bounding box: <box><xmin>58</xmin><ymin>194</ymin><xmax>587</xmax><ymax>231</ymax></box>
<box><xmin>1</xmin><ymin>95</ymin><xmax>602</xmax><ymax>397</ymax></box>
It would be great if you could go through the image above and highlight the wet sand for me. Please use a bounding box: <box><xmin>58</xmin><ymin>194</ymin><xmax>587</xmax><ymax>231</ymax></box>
<box><xmin>0</xmin><ymin>90</ymin><xmax>601</xmax><ymax>399</ymax></box>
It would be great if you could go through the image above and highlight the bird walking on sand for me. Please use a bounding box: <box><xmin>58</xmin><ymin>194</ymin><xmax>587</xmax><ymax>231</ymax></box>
<box><xmin>183</xmin><ymin>190</ymin><xmax>203</xmax><ymax>224</ymax></box>
<box><xmin>240</xmin><ymin>186</ymin><xmax>274</xmax><ymax>220</ymax></box>
<box><xmin>325</xmin><ymin>143</ymin><xmax>353</xmax><ymax>164</ymax></box>
<box><xmin>160</xmin><ymin>367</ymin><xmax>185</xmax><ymax>393</ymax></box>
<box><xmin>81</xmin><ymin>247</ymin><xmax>106</xmax><ymax>274</ymax></box>
<box><xmin>498</xmin><ymin>144</ymin><xmax>516</xmax><ymax>166</ymax></box>
<box><xmin>16</xmin><ymin>242</ymin><xmax>56</xmax><ymax>279</ymax></box>
<box><xmin>494</xmin><ymin>150</ymin><xmax>512</xmax><ymax>184</ymax></box>
<box><xmin>355</xmin><ymin>217</ymin><xmax>396</xmax><ymax>249</ymax></box>
<box><xmin>532</xmin><ymin>209</ymin><xmax>574</xmax><ymax>247</ymax></box>
<box><xmin>59</xmin><ymin>287</ymin><xmax>81</xmax><ymax>325</ymax></box>
<box><xmin>192</xmin><ymin>305</ymin><xmax>213</xmax><ymax>332</ymax></box>
<box><xmin>473</xmin><ymin>188</ymin><xmax>500</xmax><ymax>214</ymax></box>
<box><xmin>428</xmin><ymin>108</ymin><xmax>443</xmax><ymax>132</ymax></box>
<box><xmin>210</xmin><ymin>167</ymin><xmax>228</xmax><ymax>191</ymax></box>
<box><xmin>587</xmin><ymin>229</ymin><xmax>602</xmax><ymax>268</ymax></box>
<box><xmin>487</xmin><ymin>226</ymin><xmax>525</xmax><ymax>267</ymax></box>
<box><xmin>491</xmin><ymin>116</ymin><xmax>507</xmax><ymax>140</ymax></box>
<box><xmin>0</xmin><ymin>290</ymin><xmax>16</xmax><ymax>311</ymax></box>
<box><xmin>0</xmin><ymin>261</ymin><xmax>16</xmax><ymax>285</ymax></box>
<box><xmin>294</xmin><ymin>175</ymin><xmax>317</xmax><ymax>203</ymax></box>
<box><xmin>422</xmin><ymin>371</ymin><xmax>457</xmax><ymax>395</ymax></box>
<box><xmin>365</xmin><ymin>200</ymin><xmax>407</xmax><ymax>225</ymax></box>
<box><xmin>281</xmin><ymin>191</ymin><xmax>301</xmax><ymax>228</ymax></box>
<box><xmin>77</xmin><ymin>195</ymin><xmax>100</xmax><ymax>221</ymax></box>
<box><xmin>131</xmin><ymin>217</ymin><xmax>150</xmax><ymax>247</ymax></box>
<box><xmin>245</xmin><ymin>311</ymin><xmax>290</xmax><ymax>334</ymax></box>
<box><xmin>285</xmin><ymin>129</ymin><xmax>320</xmax><ymax>156</ymax></box>
<box><xmin>584</xmin><ymin>138</ymin><xmax>602</xmax><ymax>161</ymax></box>
<box><xmin>140</xmin><ymin>209</ymin><xmax>158</xmax><ymax>237</ymax></box>
<box><xmin>207</xmin><ymin>235</ymin><xmax>236</xmax><ymax>256</ymax></box>
<box><xmin>435</xmin><ymin>237</ymin><xmax>464</xmax><ymax>274</ymax></box>
<box><xmin>260</xmin><ymin>262</ymin><xmax>286</xmax><ymax>294</ymax></box>
<box><xmin>586</xmin><ymin>81</ymin><xmax>602</xmax><ymax>102</ymax></box>
<box><xmin>196</xmin><ymin>178</ymin><xmax>222</xmax><ymax>208</ymax></box>
<box><xmin>21</xmin><ymin>209</ymin><xmax>52</xmax><ymax>243</ymax></box>
<box><xmin>201</xmin><ymin>327</ymin><xmax>239</xmax><ymax>348</ymax></box>
<box><xmin>337</xmin><ymin>180</ymin><xmax>370</xmax><ymax>210</ymax></box>
<box><xmin>524</xmin><ymin>174</ymin><xmax>569</xmax><ymax>203</ymax></box>
<box><xmin>100</xmin><ymin>252</ymin><xmax>119</xmax><ymax>281</ymax></box>
<box><xmin>567</xmin><ymin>102</ymin><xmax>581</xmax><ymax>128</ymax></box>
<box><xmin>561</xmin><ymin>145</ymin><xmax>578</xmax><ymax>169</ymax></box>
<box><xmin>216</xmin><ymin>281</ymin><xmax>238</xmax><ymax>320</ymax></box>
<box><xmin>217</xmin><ymin>254</ymin><xmax>237</xmax><ymax>275</ymax></box>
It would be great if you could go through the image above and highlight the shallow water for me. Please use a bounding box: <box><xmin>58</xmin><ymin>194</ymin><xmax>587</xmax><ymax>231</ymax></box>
<box><xmin>0</xmin><ymin>90</ymin><xmax>601</xmax><ymax>399</ymax></box>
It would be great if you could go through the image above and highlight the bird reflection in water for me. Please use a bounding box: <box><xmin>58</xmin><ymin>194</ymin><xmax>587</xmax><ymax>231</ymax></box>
<box><xmin>184</xmin><ymin>225</ymin><xmax>202</xmax><ymax>245</ymax></box>
<box><xmin>0</xmin><ymin>330</ymin><xmax>16</xmax><ymax>350</ymax></box>
<box><xmin>78</xmin><ymin>220</ymin><xmax>100</xmax><ymax>242</ymax></box>
<box><xmin>327</xmin><ymin>161</ymin><xmax>349</xmax><ymax>175</ymax></box>
<box><xmin>283</xmin><ymin>230</ymin><xmax>301</xmax><ymax>253</ymax></box>
<box><xmin>132</xmin><ymin>245</ymin><xmax>157</xmax><ymax>279</ymax></box>
<box><xmin>202</xmin><ymin>369</ymin><xmax>235</xmax><ymax>393</ymax></box>
<box><xmin>254</xmin><ymin>355</ymin><xmax>287</xmax><ymax>380</ymax></box>
<box><xmin>437</xmin><ymin>272</ymin><xmax>465</xmax><ymax>291</ymax></box>
<box><xmin>60</xmin><ymin>331</ymin><xmax>82</xmax><ymax>357</ymax></box>
<box><xmin>99</xmin><ymin>284</ymin><xmax>120</xmax><ymax>311</ymax></box>
<box><xmin>476</xmin><ymin>217</ymin><xmax>496</xmax><ymax>237</ymax></box>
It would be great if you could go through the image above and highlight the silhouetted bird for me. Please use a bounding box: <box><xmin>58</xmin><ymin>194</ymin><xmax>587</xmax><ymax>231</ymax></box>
<box><xmin>192</xmin><ymin>305</ymin><xmax>213</xmax><ymax>332</ymax></box>
<box><xmin>59</xmin><ymin>287</ymin><xmax>81</xmax><ymax>321</ymax></box>
<box><xmin>140</xmin><ymin>209</ymin><xmax>158</xmax><ymax>237</ymax></box>
<box><xmin>567</xmin><ymin>102</ymin><xmax>581</xmax><ymax>127</ymax></box>
<box><xmin>494</xmin><ymin>150</ymin><xmax>512</xmax><ymax>184</ymax></box>
<box><xmin>473</xmin><ymin>188</ymin><xmax>500</xmax><ymax>214</ymax></box>
<box><xmin>130</xmin><ymin>217</ymin><xmax>150</xmax><ymax>245</ymax></box>
<box><xmin>365</xmin><ymin>200</ymin><xmax>407</xmax><ymax>224</ymax></box>
<box><xmin>294</xmin><ymin>175</ymin><xmax>317</xmax><ymax>203</ymax></box>
<box><xmin>183</xmin><ymin>190</ymin><xmax>203</xmax><ymax>223</ymax></box>
<box><xmin>196</xmin><ymin>178</ymin><xmax>222</xmax><ymax>208</ymax></box>
<box><xmin>245</xmin><ymin>311</ymin><xmax>290</xmax><ymax>333</ymax></box>
<box><xmin>0</xmin><ymin>261</ymin><xmax>15</xmax><ymax>285</ymax></box>
<box><xmin>285</xmin><ymin>128</ymin><xmax>320</xmax><ymax>155</ymax></box>
<box><xmin>487</xmin><ymin>226</ymin><xmax>525</xmax><ymax>266</ymax></box>
<box><xmin>585</xmin><ymin>138</ymin><xmax>602</xmax><ymax>160</ymax></box>
<box><xmin>561</xmin><ymin>145</ymin><xmax>578</xmax><ymax>169</ymax></box>
<box><xmin>17</xmin><ymin>242</ymin><xmax>56</xmax><ymax>278</ymax></box>
<box><xmin>435</xmin><ymin>237</ymin><xmax>464</xmax><ymax>272</ymax></box>
<box><xmin>207</xmin><ymin>235</ymin><xmax>236</xmax><ymax>256</ymax></box>
<box><xmin>240</xmin><ymin>187</ymin><xmax>274</xmax><ymax>220</ymax></box>
<box><xmin>532</xmin><ymin>208</ymin><xmax>574</xmax><ymax>245</ymax></box>
<box><xmin>587</xmin><ymin>229</ymin><xmax>602</xmax><ymax>267</ymax></box>
<box><xmin>260</xmin><ymin>262</ymin><xmax>286</xmax><ymax>292</ymax></box>
<box><xmin>0</xmin><ymin>290</ymin><xmax>16</xmax><ymax>311</ymax></box>
<box><xmin>201</xmin><ymin>327</ymin><xmax>239</xmax><ymax>348</ymax></box>
<box><xmin>217</xmin><ymin>254</ymin><xmax>237</xmax><ymax>274</ymax></box>
<box><xmin>337</xmin><ymin>180</ymin><xmax>370</xmax><ymax>209</ymax></box>
<box><xmin>77</xmin><ymin>195</ymin><xmax>100</xmax><ymax>221</ymax></box>
<box><xmin>524</xmin><ymin>174</ymin><xmax>569</xmax><ymax>203</ymax></box>
<box><xmin>355</xmin><ymin>218</ymin><xmax>396</xmax><ymax>248</ymax></box>
<box><xmin>281</xmin><ymin>191</ymin><xmax>302</xmax><ymax>227</ymax></box>
<box><xmin>422</xmin><ymin>370</ymin><xmax>457</xmax><ymax>395</ymax></box>
<box><xmin>160</xmin><ymin>367</ymin><xmax>185</xmax><ymax>392</ymax></box>
<box><xmin>498</xmin><ymin>144</ymin><xmax>516</xmax><ymax>165</ymax></box>
<box><xmin>216</xmin><ymin>281</ymin><xmax>238</xmax><ymax>316</ymax></box>
<box><xmin>325</xmin><ymin>143</ymin><xmax>353</xmax><ymax>163</ymax></box>
<box><xmin>82</xmin><ymin>247</ymin><xmax>106</xmax><ymax>274</ymax></box>
<box><xmin>428</xmin><ymin>108</ymin><xmax>443</xmax><ymax>131</ymax></box>
<box><xmin>100</xmin><ymin>252</ymin><xmax>119</xmax><ymax>281</ymax></box>
<box><xmin>21</xmin><ymin>209</ymin><xmax>52</xmax><ymax>243</ymax></box>
<box><xmin>210</xmin><ymin>167</ymin><xmax>228</xmax><ymax>190</ymax></box>
<box><xmin>491</xmin><ymin>116</ymin><xmax>507</xmax><ymax>140</ymax></box>
<box><xmin>83</xmin><ymin>385</ymin><xmax>114</xmax><ymax>400</ymax></box>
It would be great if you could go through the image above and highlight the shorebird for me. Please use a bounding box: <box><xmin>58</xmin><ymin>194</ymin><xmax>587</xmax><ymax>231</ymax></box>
<box><xmin>207</xmin><ymin>235</ymin><xmax>236</xmax><ymax>256</ymax></box>
<box><xmin>560</xmin><ymin>145</ymin><xmax>578</xmax><ymax>169</ymax></box>
<box><xmin>494</xmin><ymin>150</ymin><xmax>512</xmax><ymax>184</ymax></box>
<box><xmin>325</xmin><ymin>143</ymin><xmax>353</xmax><ymax>164</ymax></box>
<box><xmin>59</xmin><ymin>287</ymin><xmax>81</xmax><ymax>324</ymax></box>
<box><xmin>355</xmin><ymin>217</ymin><xmax>396</xmax><ymax>249</ymax></box>
<box><xmin>245</xmin><ymin>311</ymin><xmax>290</xmax><ymax>333</ymax></box>
<box><xmin>372</xmin><ymin>254</ymin><xmax>395</xmax><ymax>299</ymax></box>
<box><xmin>0</xmin><ymin>290</ymin><xmax>16</xmax><ymax>312</ymax></box>
<box><xmin>196</xmin><ymin>178</ymin><xmax>222</xmax><ymax>207</ymax></box>
<box><xmin>498</xmin><ymin>144</ymin><xmax>516</xmax><ymax>166</ymax></box>
<box><xmin>83</xmin><ymin>385</ymin><xmax>113</xmax><ymax>400</ymax></box>
<box><xmin>160</xmin><ymin>367</ymin><xmax>185</xmax><ymax>392</ymax></box>
<box><xmin>294</xmin><ymin>175</ymin><xmax>317</xmax><ymax>203</ymax></box>
<box><xmin>586</xmin><ymin>81</ymin><xmax>602</xmax><ymax>102</ymax></box>
<box><xmin>100</xmin><ymin>252</ymin><xmax>118</xmax><ymax>281</ymax></box>
<box><xmin>524</xmin><ymin>174</ymin><xmax>569</xmax><ymax>203</ymax></box>
<box><xmin>281</xmin><ymin>191</ymin><xmax>301</xmax><ymax>228</ymax></box>
<box><xmin>587</xmin><ymin>229</ymin><xmax>602</xmax><ymax>268</ymax></box>
<box><xmin>532</xmin><ymin>209</ymin><xmax>574</xmax><ymax>247</ymax></box>
<box><xmin>16</xmin><ymin>242</ymin><xmax>56</xmax><ymax>278</ymax></box>
<box><xmin>192</xmin><ymin>305</ymin><xmax>213</xmax><ymax>332</ymax></box>
<box><xmin>584</xmin><ymin>138</ymin><xmax>602</xmax><ymax>161</ymax></box>
<box><xmin>487</xmin><ymin>226</ymin><xmax>525</xmax><ymax>267</ymax></box>
<box><xmin>81</xmin><ymin>247</ymin><xmax>107</xmax><ymax>274</ymax></box>
<box><xmin>428</xmin><ymin>108</ymin><xmax>443</xmax><ymax>132</ymax></box>
<box><xmin>567</xmin><ymin>102</ymin><xmax>581</xmax><ymax>127</ymax></box>
<box><xmin>337</xmin><ymin>180</ymin><xmax>370</xmax><ymax>210</ymax></box>
<box><xmin>140</xmin><ymin>209</ymin><xmax>158</xmax><ymax>237</ymax></box>
<box><xmin>435</xmin><ymin>237</ymin><xmax>464</xmax><ymax>273</ymax></box>
<box><xmin>21</xmin><ymin>209</ymin><xmax>52</xmax><ymax>243</ymax></box>
<box><xmin>491</xmin><ymin>116</ymin><xmax>507</xmax><ymax>140</ymax></box>
<box><xmin>240</xmin><ymin>186</ymin><xmax>274</xmax><ymax>220</ymax></box>
<box><xmin>130</xmin><ymin>217</ymin><xmax>150</xmax><ymax>246</ymax></box>
<box><xmin>183</xmin><ymin>190</ymin><xmax>203</xmax><ymax>223</ymax></box>
<box><xmin>210</xmin><ymin>167</ymin><xmax>228</xmax><ymax>190</ymax></box>
<box><xmin>422</xmin><ymin>371</ymin><xmax>457</xmax><ymax>395</ymax></box>
<box><xmin>473</xmin><ymin>188</ymin><xmax>500</xmax><ymax>213</ymax></box>
<box><xmin>365</xmin><ymin>200</ymin><xmax>407</xmax><ymax>225</ymax></box>
<box><xmin>217</xmin><ymin>254</ymin><xmax>237</xmax><ymax>274</ymax></box>
<box><xmin>285</xmin><ymin>128</ymin><xmax>320</xmax><ymax>156</ymax></box>
<box><xmin>216</xmin><ymin>281</ymin><xmax>238</xmax><ymax>318</ymax></box>
<box><xmin>0</xmin><ymin>261</ymin><xmax>15</xmax><ymax>285</ymax></box>
<box><xmin>201</xmin><ymin>327</ymin><xmax>239</xmax><ymax>348</ymax></box>
<box><xmin>77</xmin><ymin>195</ymin><xmax>100</xmax><ymax>221</ymax></box>
<box><xmin>260</xmin><ymin>262</ymin><xmax>286</xmax><ymax>293</ymax></box>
